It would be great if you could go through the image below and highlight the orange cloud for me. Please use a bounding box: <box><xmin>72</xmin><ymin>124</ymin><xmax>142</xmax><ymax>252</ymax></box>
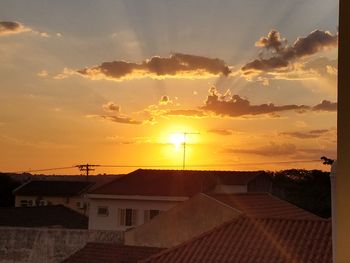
<box><xmin>0</xmin><ymin>21</ymin><xmax>30</xmax><ymax>36</ymax></box>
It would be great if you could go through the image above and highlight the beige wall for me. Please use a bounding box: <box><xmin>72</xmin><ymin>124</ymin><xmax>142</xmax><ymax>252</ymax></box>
<box><xmin>15</xmin><ymin>195</ymin><xmax>86</xmax><ymax>214</ymax></box>
<box><xmin>124</xmin><ymin>193</ymin><xmax>241</xmax><ymax>248</ymax></box>
<box><xmin>88</xmin><ymin>198</ymin><xmax>183</xmax><ymax>231</ymax></box>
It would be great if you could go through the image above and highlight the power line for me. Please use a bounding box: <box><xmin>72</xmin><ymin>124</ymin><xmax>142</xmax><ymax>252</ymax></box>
<box><xmin>7</xmin><ymin>159</ymin><xmax>322</xmax><ymax>174</ymax></box>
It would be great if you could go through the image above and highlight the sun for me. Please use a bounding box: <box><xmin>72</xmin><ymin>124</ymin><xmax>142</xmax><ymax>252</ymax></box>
<box><xmin>169</xmin><ymin>132</ymin><xmax>186</xmax><ymax>149</ymax></box>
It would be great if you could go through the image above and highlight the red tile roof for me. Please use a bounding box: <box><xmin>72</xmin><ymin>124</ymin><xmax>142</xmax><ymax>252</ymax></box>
<box><xmin>62</xmin><ymin>243</ymin><xmax>163</xmax><ymax>263</ymax></box>
<box><xmin>208</xmin><ymin>192</ymin><xmax>320</xmax><ymax>219</ymax></box>
<box><xmin>90</xmin><ymin>169</ymin><xmax>265</xmax><ymax>196</ymax></box>
<box><xmin>13</xmin><ymin>180</ymin><xmax>94</xmax><ymax>196</ymax></box>
<box><xmin>140</xmin><ymin>216</ymin><xmax>332</xmax><ymax>263</ymax></box>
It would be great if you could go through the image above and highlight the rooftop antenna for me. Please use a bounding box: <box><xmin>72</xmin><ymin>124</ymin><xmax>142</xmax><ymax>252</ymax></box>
<box><xmin>182</xmin><ymin>132</ymin><xmax>200</xmax><ymax>170</ymax></box>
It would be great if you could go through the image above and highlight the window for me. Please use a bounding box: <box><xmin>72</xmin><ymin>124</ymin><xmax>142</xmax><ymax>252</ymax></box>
<box><xmin>20</xmin><ymin>200</ymin><xmax>33</xmax><ymax>207</ymax></box>
<box><xmin>97</xmin><ymin>206</ymin><xmax>109</xmax><ymax>216</ymax></box>
<box><xmin>118</xmin><ymin>208</ymin><xmax>138</xmax><ymax>226</ymax></box>
<box><xmin>38</xmin><ymin>200</ymin><xmax>47</xmax><ymax>206</ymax></box>
<box><xmin>144</xmin><ymin>209</ymin><xmax>161</xmax><ymax>223</ymax></box>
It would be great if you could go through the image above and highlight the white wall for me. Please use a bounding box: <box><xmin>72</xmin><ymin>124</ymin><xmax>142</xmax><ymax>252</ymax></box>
<box><xmin>88</xmin><ymin>198</ymin><xmax>183</xmax><ymax>231</ymax></box>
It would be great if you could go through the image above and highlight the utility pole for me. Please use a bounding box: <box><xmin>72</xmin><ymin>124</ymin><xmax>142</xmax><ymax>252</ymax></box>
<box><xmin>75</xmin><ymin>164</ymin><xmax>100</xmax><ymax>181</ymax></box>
<box><xmin>182</xmin><ymin>132</ymin><xmax>200</xmax><ymax>170</ymax></box>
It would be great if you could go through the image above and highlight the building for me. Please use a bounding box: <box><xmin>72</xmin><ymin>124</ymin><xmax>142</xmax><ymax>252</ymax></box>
<box><xmin>125</xmin><ymin>192</ymin><xmax>320</xmax><ymax>248</ymax></box>
<box><xmin>87</xmin><ymin>169</ymin><xmax>271</xmax><ymax>231</ymax></box>
<box><xmin>140</xmin><ymin>216</ymin><xmax>332</xmax><ymax>263</ymax></box>
<box><xmin>61</xmin><ymin>243</ymin><xmax>163</xmax><ymax>263</ymax></box>
<box><xmin>13</xmin><ymin>180</ymin><xmax>94</xmax><ymax>214</ymax></box>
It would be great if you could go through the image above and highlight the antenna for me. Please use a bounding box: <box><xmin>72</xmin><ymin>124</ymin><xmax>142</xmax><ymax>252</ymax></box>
<box><xmin>182</xmin><ymin>132</ymin><xmax>200</xmax><ymax>170</ymax></box>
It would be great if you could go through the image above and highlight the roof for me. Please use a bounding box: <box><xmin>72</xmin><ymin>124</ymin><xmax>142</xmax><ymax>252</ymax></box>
<box><xmin>62</xmin><ymin>243</ymin><xmax>163</xmax><ymax>263</ymax></box>
<box><xmin>13</xmin><ymin>180</ymin><xmax>94</xmax><ymax>196</ymax></box>
<box><xmin>140</xmin><ymin>216</ymin><xmax>332</xmax><ymax>263</ymax></box>
<box><xmin>90</xmin><ymin>169</ymin><xmax>264</xmax><ymax>196</ymax></box>
<box><xmin>0</xmin><ymin>205</ymin><xmax>88</xmax><ymax>229</ymax></box>
<box><xmin>207</xmin><ymin>192</ymin><xmax>320</xmax><ymax>219</ymax></box>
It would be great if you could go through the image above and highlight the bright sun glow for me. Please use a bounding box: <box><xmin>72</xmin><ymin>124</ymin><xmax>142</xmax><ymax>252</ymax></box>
<box><xmin>169</xmin><ymin>133</ymin><xmax>186</xmax><ymax>148</ymax></box>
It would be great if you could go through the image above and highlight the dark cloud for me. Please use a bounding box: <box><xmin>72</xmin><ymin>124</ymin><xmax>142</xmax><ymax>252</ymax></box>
<box><xmin>159</xmin><ymin>95</ymin><xmax>171</xmax><ymax>105</ymax></box>
<box><xmin>0</xmin><ymin>21</ymin><xmax>29</xmax><ymax>36</ymax></box>
<box><xmin>255</xmin><ymin>30</ymin><xmax>286</xmax><ymax>52</ymax></box>
<box><xmin>242</xmin><ymin>29</ymin><xmax>338</xmax><ymax>73</ymax></box>
<box><xmin>77</xmin><ymin>53</ymin><xmax>231</xmax><ymax>81</ymax></box>
<box><xmin>226</xmin><ymin>142</ymin><xmax>297</xmax><ymax>156</ymax></box>
<box><xmin>201</xmin><ymin>87</ymin><xmax>309</xmax><ymax>117</ymax></box>
<box><xmin>312</xmin><ymin>100</ymin><xmax>337</xmax><ymax>112</ymax></box>
<box><xmin>280</xmin><ymin>129</ymin><xmax>330</xmax><ymax>139</ymax></box>
<box><xmin>166</xmin><ymin>109</ymin><xmax>206</xmax><ymax>118</ymax></box>
<box><xmin>208</xmin><ymin>129</ymin><xmax>234</xmax><ymax>135</ymax></box>
<box><xmin>102</xmin><ymin>102</ymin><xmax>120</xmax><ymax>112</ymax></box>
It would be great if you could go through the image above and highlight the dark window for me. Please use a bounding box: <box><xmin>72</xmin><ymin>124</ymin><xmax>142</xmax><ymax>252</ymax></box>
<box><xmin>97</xmin><ymin>206</ymin><xmax>109</xmax><ymax>216</ymax></box>
<box><xmin>125</xmin><ymin>208</ymin><xmax>133</xmax><ymax>226</ymax></box>
<box><xmin>150</xmin><ymin>209</ymin><xmax>160</xmax><ymax>219</ymax></box>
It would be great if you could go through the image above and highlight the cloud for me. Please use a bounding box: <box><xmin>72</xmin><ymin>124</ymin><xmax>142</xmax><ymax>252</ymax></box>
<box><xmin>99</xmin><ymin>115</ymin><xmax>142</xmax><ymax>125</ymax></box>
<box><xmin>201</xmin><ymin>87</ymin><xmax>309</xmax><ymax>117</ymax></box>
<box><xmin>0</xmin><ymin>21</ymin><xmax>50</xmax><ymax>37</ymax></box>
<box><xmin>166</xmin><ymin>109</ymin><xmax>206</xmax><ymax>118</ymax></box>
<box><xmin>280</xmin><ymin>129</ymin><xmax>330</xmax><ymax>139</ymax></box>
<box><xmin>159</xmin><ymin>95</ymin><xmax>172</xmax><ymax>105</ymax></box>
<box><xmin>0</xmin><ymin>21</ymin><xmax>30</xmax><ymax>36</ymax></box>
<box><xmin>102</xmin><ymin>101</ymin><xmax>120</xmax><ymax>112</ymax></box>
<box><xmin>207</xmin><ymin>129</ymin><xmax>234</xmax><ymax>135</ymax></box>
<box><xmin>87</xmin><ymin>114</ymin><xmax>142</xmax><ymax>125</ymax></box>
<box><xmin>88</xmin><ymin>102</ymin><xmax>142</xmax><ymax>125</ymax></box>
<box><xmin>312</xmin><ymin>100</ymin><xmax>337</xmax><ymax>112</ymax></box>
<box><xmin>255</xmin><ymin>30</ymin><xmax>286</xmax><ymax>52</ymax></box>
<box><xmin>226</xmin><ymin>142</ymin><xmax>298</xmax><ymax>156</ymax></box>
<box><xmin>76</xmin><ymin>53</ymin><xmax>231</xmax><ymax>81</ymax></box>
<box><xmin>242</xmin><ymin>29</ymin><xmax>338</xmax><ymax>73</ymax></box>
<box><xmin>37</xmin><ymin>70</ymin><xmax>48</xmax><ymax>77</ymax></box>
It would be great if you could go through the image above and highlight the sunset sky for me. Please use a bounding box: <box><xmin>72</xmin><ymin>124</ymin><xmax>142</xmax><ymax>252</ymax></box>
<box><xmin>0</xmin><ymin>0</ymin><xmax>338</xmax><ymax>174</ymax></box>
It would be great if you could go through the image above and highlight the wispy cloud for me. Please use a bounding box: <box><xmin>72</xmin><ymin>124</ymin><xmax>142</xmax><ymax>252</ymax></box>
<box><xmin>280</xmin><ymin>129</ymin><xmax>330</xmax><ymax>139</ymax></box>
<box><xmin>0</xmin><ymin>21</ymin><xmax>50</xmax><ymax>37</ymax></box>
<box><xmin>87</xmin><ymin>114</ymin><xmax>143</xmax><ymax>125</ymax></box>
<box><xmin>207</xmin><ymin>129</ymin><xmax>234</xmax><ymax>135</ymax></box>
<box><xmin>225</xmin><ymin>142</ymin><xmax>298</xmax><ymax>156</ymax></box>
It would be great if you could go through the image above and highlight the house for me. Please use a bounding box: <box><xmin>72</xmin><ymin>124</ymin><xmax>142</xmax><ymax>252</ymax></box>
<box><xmin>125</xmin><ymin>192</ymin><xmax>320</xmax><ymax>248</ymax></box>
<box><xmin>0</xmin><ymin>205</ymin><xmax>88</xmax><ymax>229</ymax></box>
<box><xmin>61</xmin><ymin>243</ymin><xmax>163</xmax><ymax>263</ymax></box>
<box><xmin>87</xmin><ymin>169</ymin><xmax>271</xmax><ymax>231</ymax></box>
<box><xmin>140</xmin><ymin>216</ymin><xmax>332</xmax><ymax>263</ymax></box>
<box><xmin>13</xmin><ymin>180</ymin><xmax>94</xmax><ymax>214</ymax></box>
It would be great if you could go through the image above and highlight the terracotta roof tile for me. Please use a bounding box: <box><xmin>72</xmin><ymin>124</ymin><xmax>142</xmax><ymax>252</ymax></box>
<box><xmin>140</xmin><ymin>216</ymin><xmax>332</xmax><ymax>263</ymax></box>
<box><xmin>208</xmin><ymin>193</ymin><xmax>320</xmax><ymax>219</ymax></box>
<box><xmin>62</xmin><ymin>243</ymin><xmax>163</xmax><ymax>263</ymax></box>
<box><xmin>90</xmin><ymin>169</ymin><xmax>265</xmax><ymax>196</ymax></box>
